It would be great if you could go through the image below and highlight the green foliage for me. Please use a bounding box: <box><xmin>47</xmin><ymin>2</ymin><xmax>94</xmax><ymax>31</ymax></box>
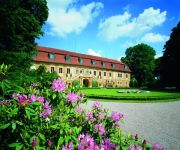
<box><xmin>0</xmin><ymin>0</ymin><xmax>48</xmax><ymax>70</ymax></box>
<box><xmin>130</xmin><ymin>76</ymin><xmax>138</xmax><ymax>87</ymax></box>
<box><xmin>0</xmin><ymin>64</ymin><xmax>58</xmax><ymax>99</ymax></box>
<box><xmin>0</xmin><ymin>74</ymin><xmax>156</xmax><ymax>149</ymax></box>
<box><xmin>92</xmin><ymin>80</ymin><xmax>98</xmax><ymax>88</ymax></box>
<box><xmin>121</xmin><ymin>43</ymin><xmax>156</xmax><ymax>87</ymax></box>
<box><xmin>160</xmin><ymin>21</ymin><xmax>180</xmax><ymax>89</ymax></box>
<box><xmin>72</xmin><ymin>80</ymin><xmax>80</xmax><ymax>88</ymax></box>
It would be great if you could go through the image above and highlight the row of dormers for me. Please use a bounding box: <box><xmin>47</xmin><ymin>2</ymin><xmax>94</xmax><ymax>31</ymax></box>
<box><xmin>33</xmin><ymin>46</ymin><xmax>131</xmax><ymax>72</ymax></box>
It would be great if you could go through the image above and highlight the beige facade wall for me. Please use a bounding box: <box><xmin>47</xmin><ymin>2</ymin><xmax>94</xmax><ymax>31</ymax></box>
<box><xmin>33</xmin><ymin>62</ymin><xmax>130</xmax><ymax>88</ymax></box>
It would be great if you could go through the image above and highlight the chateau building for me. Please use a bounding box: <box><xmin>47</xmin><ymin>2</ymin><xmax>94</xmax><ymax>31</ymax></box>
<box><xmin>33</xmin><ymin>46</ymin><xmax>131</xmax><ymax>88</ymax></box>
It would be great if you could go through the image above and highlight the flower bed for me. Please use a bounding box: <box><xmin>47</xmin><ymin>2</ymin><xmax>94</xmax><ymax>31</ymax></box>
<box><xmin>0</xmin><ymin>78</ymin><xmax>164</xmax><ymax>149</ymax></box>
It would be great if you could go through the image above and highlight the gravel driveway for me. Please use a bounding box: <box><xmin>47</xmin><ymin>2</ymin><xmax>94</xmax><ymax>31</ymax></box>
<box><xmin>83</xmin><ymin>100</ymin><xmax>180</xmax><ymax>150</ymax></box>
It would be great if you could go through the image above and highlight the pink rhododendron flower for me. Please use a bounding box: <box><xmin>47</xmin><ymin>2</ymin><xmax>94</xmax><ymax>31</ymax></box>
<box><xmin>76</xmin><ymin>106</ymin><xmax>83</xmax><ymax>114</ymax></box>
<box><xmin>152</xmin><ymin>143</ymin><xmax>165</xmax><ymax>150</ymax></box>
<box><xmin>18</xmin><ymin>94</ymin><xmax>27</xmax><ymax>104</ymax></box>
<box><xmin>47</xmin><ymin>139</ymin><xmax>52</xmax><ymax>147</ymax></box>
<box><xmin>12</xmin><ymin>93</ymin><xmax>20</xmax><ymax>99</ymax></box>
<box><xmin>29</xmin><ymin>94</ymin><xmax>37</xmax><ymax>102</ymax></box>
<box><xmin>78</xmin><ymin>134</ymin><xmax>99</xmax><ymax>150</ymax></box>
<box><xmin>31</xmin><ymin>83</ymin><xmax>37</xmax><ymax>88</ymax></box>
<box><xmin>129</xmin><ymin>144</ymin><xmax>142</xmax><ymax>150</ymax></box>
<box><xmin>86</xmin><ymin>112</ymin><xmax>93</xmax><ymax>120</ymax></box>
<box><xmin>0</xmin><ymin>100</ymin><xmax>11</xmax><ymax>105</ymax></box>
<box><xmin>66</xmin><ymin>92</ymin><xmax>79</xmax><ymax>103</ymax></box>
<box><xmin>40</xmin><ymin>102</ymin><xmax>52</xmax><ymax>118</ymax></box>
<box><xmin>37</xmin><ymin>96</ymin><xmax>44</xmax><ymax>103</ymax></box>
<box><xmin>62</xmin><ymin>142</ymin><xmax>72</xmax><ymax>150</ymax></box>
<box><xmin>40</xmin><ymin>108</ymin><xmax>52</xmax><ymax>118</ymax></box>
<box><xmin>52</xmin><ymin>78</ymin><xmax>65</xmax><ymax>92</ymax></box>
<box><xmin>32</xmin><ymin>137</ymin><xmax>37</xmax><ymax>148</ymax></box>
<box><xmin>93</xmin><ymin>101</ymin><xmax>100</xmax><ymax>109</ymax></box>
<box><xmin>95</xmin><ymin>124</ymin><xmax>106</xmax><ymax>135</ymax></box>
<box><xmin>29</xmin><ymin>94</ymin><xmax>44</xmax><ymax>103</ymax></box>
<box><xmin>100</xmin><ymin>138</ymin><xmax>116</xmax><ymax>150</ymax></box>
<box><xmin>78</xmin><ymin>93</ymin><xmax>84</xmax><ymax>100</ymax></box>
<box><xmin>98</xmin><ymin>112</ymin><xmax>105</xmax><ymax>119</ymax></box>
<box><xmin>111</xmin><ymin>112</ymin><xmax>124</xmax><ymax>122</ymax></box>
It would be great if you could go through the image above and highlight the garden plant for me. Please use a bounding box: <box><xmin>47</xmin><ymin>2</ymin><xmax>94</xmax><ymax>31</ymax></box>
<box><xmin>0</xmin><ymin>65</ymin><xmax>164</xmax><ymax>150</ymax></box>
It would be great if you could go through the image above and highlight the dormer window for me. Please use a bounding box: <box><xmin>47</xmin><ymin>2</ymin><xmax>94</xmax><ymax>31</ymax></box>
<box><xmin>101</xmin><ymin>62</ymin><xmax>106</xmax><ymax>67</ymax></box>
<box><xmin>48</xmin><ymin>53</ymin><xmax>55</xmax><ymax>60</ymax></box>
<box><xmin>111</xmin><ymin>63</ymin><xmax>115</xmax><ymax>69</ymax></box>
<box><xmin>65</xmin><ymin>55</ymin><xmax>71</xmax><ymax>63</ymax></box>
<box><xmin>91</xmin><ymin>60</ymin><xmax>96</xmax><ymax>66</ymax></box>
<box><xmin>78</xmin><ymin>58</ymin><xmax>83</xmax><ymax>64</ymax></box>
<box><xmin>124</xmin><ymin>65</ymin><xmax>128</xmax><ymax>70</ymax></box>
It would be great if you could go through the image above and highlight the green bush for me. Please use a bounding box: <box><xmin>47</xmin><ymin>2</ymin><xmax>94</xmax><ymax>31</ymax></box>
<box><xmin>0</xmin><ymin>64</ymin><xmax>164</xmax><ymax>149</ymax></box>
<box><xmin>72</xmin><ymin>80</ymin><xmax>80</xmax><ymax>88</ymax></box>
<box><xmin>92</xmin><ymin>80</ymin><xmax>98</xmax><ymax>88</ymax></box>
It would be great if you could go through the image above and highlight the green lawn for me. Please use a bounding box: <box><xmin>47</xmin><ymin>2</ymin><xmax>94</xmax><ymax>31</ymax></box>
<box><xmin>80</xmin><ymin>88</ymin><xmax>180</xmax><ymax>100</ymax></box>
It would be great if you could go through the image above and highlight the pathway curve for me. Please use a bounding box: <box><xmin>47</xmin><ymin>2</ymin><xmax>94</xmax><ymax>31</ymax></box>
<box><xmin>83</xmin><ymin>101</ymin><xmax>180</xmax><ymax>150</ymax></box>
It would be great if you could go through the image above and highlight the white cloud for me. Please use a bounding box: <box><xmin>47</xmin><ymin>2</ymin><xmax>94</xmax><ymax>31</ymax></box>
<box><xmin>87</xmin><ymin>48</ymin><xmax>102</xmax><ymax>57</ymax></box>
<box><xmin>155</xmin><ymin>53</ymin><xmax>163</xmax><ymax>58</ymax></box>
<box><xmin>98</xmin><ymin>7</ymin><xmax>167</xmax><ymax>41</ymax></box>
<box><xmin>141</xmin><ymin>33</ymin><xmax>169</xmax><ymax>43</ymax></box>
<box><xmin>47</xmin><ymin>0</ymin><xmax>103</xmax><ymax>37</ymax></box>
<box><xmin>117</xmin><ymin>55</ymin><xmax>125</xmax><ymax>61</ymax></box>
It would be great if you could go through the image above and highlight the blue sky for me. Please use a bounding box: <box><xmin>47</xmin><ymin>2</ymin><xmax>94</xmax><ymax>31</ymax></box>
<box><xmin>37</xmin><ymin>0</ymin><xmax>180</xmax><ymax>60</ymax></box>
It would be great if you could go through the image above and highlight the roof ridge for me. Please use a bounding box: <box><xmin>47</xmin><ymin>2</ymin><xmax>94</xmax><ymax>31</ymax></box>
<box><xmin>37</xmin><ymin>46</ymin><xmax>123</xmax><ymax>64</ymax></box>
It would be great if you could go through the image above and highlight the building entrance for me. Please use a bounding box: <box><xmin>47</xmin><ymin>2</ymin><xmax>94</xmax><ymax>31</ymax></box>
<box><xmin>83</xmin><ymin>79</ymin><xmax>89</xmax><ymax>87</ymax></box>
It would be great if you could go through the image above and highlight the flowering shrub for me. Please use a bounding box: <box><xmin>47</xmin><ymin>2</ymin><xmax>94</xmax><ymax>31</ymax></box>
<box><xmin>0</xmin><ymin>77</ymin><xmax>165</xmax><ymax>150</ymax></box>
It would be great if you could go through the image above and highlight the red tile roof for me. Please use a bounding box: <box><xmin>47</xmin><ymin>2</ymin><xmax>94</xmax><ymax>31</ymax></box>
<box><xmin>34</xmin><ymin>46</ymin><xmax>131</xmax><ymax>72</ymax></box>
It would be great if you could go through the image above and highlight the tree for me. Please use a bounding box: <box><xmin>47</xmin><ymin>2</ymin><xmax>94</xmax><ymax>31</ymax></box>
<box><xmin>121</xmin><ymin>43</ymin><xmax>156</xmax><ymax>87</ymax></box>
<box><xmin>160</xmin><ymin>21</ymin><xmax>180</xmax><ymax>89</ymax></box>
<box><xmin>0</xmin><ymin>0</ymin><xmax>48</xmax><ymax>70</ymax></box>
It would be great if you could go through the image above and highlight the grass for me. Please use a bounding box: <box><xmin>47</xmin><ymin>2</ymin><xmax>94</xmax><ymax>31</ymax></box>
<box><xmin>87</xmin><ymin>98</ymin><xmax>180</xmax><ymax>103</ymax></box>
<box><xmin>80</xmin><ymin>88</ymin><xmax>180</xmax><ymax>101</ymax></box>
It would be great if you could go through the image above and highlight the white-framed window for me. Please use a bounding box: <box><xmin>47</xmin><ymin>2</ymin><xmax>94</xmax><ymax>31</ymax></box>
<box><xmin>65</xmin><ymin>55</ymin><xmax>71</xmax><ymax>62</ymax></box>
<box><xmin>78</xmin><ymin>58</ymin><xmax>83</xmax><ymax>64</ymax></box>
<box><xmin>111</xmin><ymin>63</ymin><xmax>115</xmax><ymax>69</ymax></box>
<box><xmin>59</xmin><ymin>68</ymin><xmax>62</xmax><ymax>73</ymax></box>
<box><xmin>91</xmin><ymin>60</ymin><xmax>96</xmax><ymax>66</ymax></box>
<box><xmin>94</xmin><ymin>71</ymin><xmax>96</xmax><ymax>76</ymax></box>
<box><xmin>50</xmin><ymin>66</ymin><xmax>55</xmax><ymax>73</ymax></box>
<box><xmin>101</xmin><ymin>62</ymin><xmax>106</xmax><ymax>67</ymax></box>
<box><xmin>126</xmin><ymin>74</ymin><xmax>128</xmax><ymax>78</ymax></box>
<box><xmin>109</xmin><ymin>72</ymin><xmax>112</xmax><ymax>77</ymax></box>
<box><xmin>104</xmin><ymin>72</ymin><xmax>106</xmax><ymax>76</ymax></box>
<box><xmin>67</xmin><ymin>68</ymin><xmax>70</xmax><ymax>74</ymax></box>
<box><xmin>118</xmin><ymin>73</ymin><xmax>122</xmax><ymax>78</ymax></box>
<box><xmin>80</xmin><ymin>69</ymin><xmax>84</xmax><ymax>74</ymax></box>
<box><xmin>48</xmin><ymin>53</ymin><xmax>55</xmax><ymax>60</ymax></box>
<box><xmin>76</xmin><ymin>69</ymin><xmax>79</xmax><ymax>74</ymax></box>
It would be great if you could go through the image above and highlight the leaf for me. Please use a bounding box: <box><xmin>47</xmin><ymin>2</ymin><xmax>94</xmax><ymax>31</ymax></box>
<box><xmin>16</xmin><ymin>121</ymin><xmax>23</xmax><ymax>126</ymax></box>
<box><xmin>52</xmin><ymin>93</ymin><xmax>57</xmax><ymax>100</ymax></box>
<box><xmin>0</xmin><ymin>123</ymin><xmax>10</xmax><ymax>129</ymax></box>
<box><xmin>25</xmin><ymin>108</ymin><xmax>30</xmax><ymax>119</ymax></box>
<box><xmin>58</xmin><ymin>137</ymin><xmax>64</xmax><ymax>146</ymax></box>
<box><xmin>39</xmin><ymin>133</ymin><xmax>45</xmax><ymax>141</ymax></box>
<box><xmin>9</xmin><ymin>108</ymin><xmax>19</xmax><ymax>116</ymax></box>
<box><xmin>50</xmin><ymin>124</ymin><xmax>58</xmax><ymax>129</ymax></box>
<box><xmin>12</xmin><ymin>122</ymin><xmax>16</xmax><ymax>130</ymax></box>
<box><xmin>30</xmin><ymin>101</ymin><xmax>41</xmax><ymax>106</ymax></box>
<box><xmin>8</xmin><ymin>142</ymin><xmax>21</xmax><ymax>147</ymax></box>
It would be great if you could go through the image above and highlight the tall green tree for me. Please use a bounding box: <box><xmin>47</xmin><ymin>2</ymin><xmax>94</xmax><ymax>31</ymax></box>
<box><xmin>160</xmin><ymin>21</ymin><xmax>180</xmax><ymax>89</ymax></box>
<box><xmin>0</xmin><ymin>0</ymin><xmax>48</xmax><ymax>70</ymax></box>
<box><xmin>121</xmin><ymin>43</ymin><xmax>156</xmax><ymax>87</ymax></box>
